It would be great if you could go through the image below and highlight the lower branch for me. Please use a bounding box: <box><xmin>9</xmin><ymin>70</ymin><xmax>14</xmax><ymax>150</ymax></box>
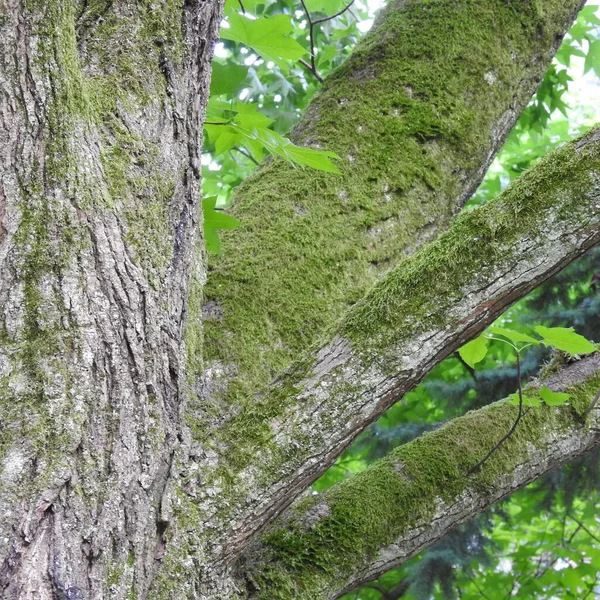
<box><xmin>239</xmin><ymin>354</ymin><xmax>600</xmax><ymax>600</ymax></box>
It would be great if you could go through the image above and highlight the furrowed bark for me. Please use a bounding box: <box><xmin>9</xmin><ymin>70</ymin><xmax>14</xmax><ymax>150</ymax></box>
<box><xmin>212</xmin><ymin>126</ymin><xmax>600</xmax><ymax>557</ymax></box>
<box><xmin>199</xmin><ymin>0</ymin><xmax>586</xmax><ymax>559</ymax></box>
<box><xmin>0</xmin><ymin>0</ymin><xmax>222</xmax><ymax>597</ymax></box>
<box><xmin>239</xmin><ymin>354</ymin><xmax>600</xmax><ymax>600</ymax></box>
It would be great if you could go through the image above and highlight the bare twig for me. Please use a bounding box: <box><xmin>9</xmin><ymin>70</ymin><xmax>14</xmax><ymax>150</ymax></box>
<box><xmin>237</xmin><ymin>0</ymin><xmax>245</xmax><ymax>13</ymax></box>
<box><xmin>583</xmin><ymin>388</ymin><xmax>600</xmax><ymax>418</ymax></box>
<box><xmin>299</xmin><ymin>58</ymin><xmax>324</xmax><ymax>83</ymax></box>
<box><xmin>231</xmin><ymin>146</ymin><xmax>260</xmax><ymax>166</ymax></box>
<box><xmin>313</xmin><ymin>0</ymin><xmax>357</xmax><ymax>25</ymax></box>
<box><xmin>364</xmin><ymin>577</ymin><xmax>412</xmax><ymax>599</ymax></box>
<box><xmin>582</xmin><ymin>575</ymin><xmax>599</xmax><ymax>600</ymax></box>
<box><xmin>470</xmin><ymin>577</ymin><xmax>494</xmax><ymax>600</ymax></box>
<box><xmin>568</xmin><ymin>513</ymin><xmax>600</xmax><ymax>544</ymax></box>
<box><xmin>454</xmin><ymin>351</ymin><xmax>477</xmax><ymax>381</ymax></box>
<box><xmin>467</xmin><ymin>353</ymin><xmax>525</xmax><ymax>474</ymax></box>
<box><xmin>298</xmin><ymin>0</ymin><xmax>356</xmax><ymax>82</ymax></box>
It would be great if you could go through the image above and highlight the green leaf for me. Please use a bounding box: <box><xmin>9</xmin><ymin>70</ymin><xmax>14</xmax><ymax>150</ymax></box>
<box><xmin>204</xmin><ymin>226</ymin><xmax>222</xmax><ymax>254</ymax></box>
<box><xmin>458</xmin><ymin>336</ymin><xmax>488</xmax><ymax>369</ymax></box>
<box><xmin>508</xmin><ymin>392</ymin><xmax>541</xmax><ymax>408</ymax></box>
<box><xmin>230</xmin><ymin>123</ymin><xmax>341</xmax><ymax>172</ymax></box>
<box><xmin>203</xmin><ymin>196</ymin><xmax>241</xmax><ymax>254</ymax></box>
<box><xmin>221</xmin><ymin>13</ymin><xmax>307</xmax><ymax>70</ymax></box>
<box><xmin>534</xmin><ymin>326</ymin><xmax>597</xmax><ymax>355</ymax></box>
<box><xmin>584</xmin><ymin>39</ymin><xmax>600</xmax><ymax>77</ymax></box>
<box><xmin>487</xmin><ymin>326</ymin><xmax>540</xmax><ymax>346</ymax></box>
<box><xmin>538</xmin><ymin>386</ymin><xmax>570</xmax><ymax>407</ymax></box>
<box><xmin>210</xmin><ymin>62</ymin><xmax>248</xmax><ymax>96</ymax></box>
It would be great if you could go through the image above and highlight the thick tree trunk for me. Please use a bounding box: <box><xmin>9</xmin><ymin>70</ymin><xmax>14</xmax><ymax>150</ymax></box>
<box><xmin>0</xmin><ymin>0</ymin><xmax>221</xmax><ymax>597</ymax></box>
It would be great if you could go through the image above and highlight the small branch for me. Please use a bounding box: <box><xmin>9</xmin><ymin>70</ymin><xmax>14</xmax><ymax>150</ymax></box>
<box><xmin>313</xmin><ymin>0</ymin><xmax>357</xmax><ymax>25</ymax></box>
<box><xmin>583</xmin><ymin>388</ymin><xmax>600</xmax><ymax>418</ymax></box>
<box><xmin>299</xmin><ymin>0</ymin><xmax>318</xmax><ymax>77</ymax></box>
<box><xmin>232</xmin><ymin>146</ymin><xmax>260</xmax><ymax>166</ymax></box>
<box><xmin>299</xmin><ymin>58</ymin><xmax>324</xmax><ymax>83</ymax></box>
<box><xmin>454</xmin><ymin>351</ymin><xmax>477</xmax><ymax>381</ymax></box>
<box><xmin>204</xmin><ymin>121</ymin><xmax>230</xmax><ymax>126</ymax></box>
<box><xmin>298</xmin><ymin>0</ymin><xmax>356</xmax><ymax>82</ymax></box>
<box><xmin>237</xmin><ymin>0</ymin><xmax>245</xmax><ymax>13</ymax></box>
<box><xmin>467</xmin><ymin>353</ymin><xmax>525</xmax><ymax>475</ymax></box>
<box><xmin>470</xmin><ymin>577</ymin><xmax>494</xmax><ymax>600</ymax></box>
<box><xmin>568</xmin><ymin>513</ymin><xmax>600</xmax><ymax>544</ymax></box>
<box><xmin>364</xmin><ymin>577</ymin><xmax>412</xmax><ymax>599</ymax></box>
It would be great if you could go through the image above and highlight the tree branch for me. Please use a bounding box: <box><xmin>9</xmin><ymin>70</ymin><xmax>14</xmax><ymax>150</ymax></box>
<box><xmin>217</xmin><ymin>126</ymin><xmax>600</xmax><ymax>557</ymax></box>
<box><xmin>240</xmin><ymin>354</ymin><xmax>600</xmax><ymax>600</ymax></box>
<box><xmin>200</xmin><ymin>0</ymin><xmax>588</xmax><ymax>566</ymax></box>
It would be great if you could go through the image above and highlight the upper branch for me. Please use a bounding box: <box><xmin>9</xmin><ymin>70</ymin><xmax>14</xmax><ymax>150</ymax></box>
<box><xmin>240</xmin><ymin>354</ymin><xmax>600</xmax><ymax>600</ymax></box>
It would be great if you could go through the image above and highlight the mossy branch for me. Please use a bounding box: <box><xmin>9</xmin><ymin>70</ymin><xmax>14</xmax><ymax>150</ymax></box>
<box><xmin>219</xmin><ymin>126</ymin><xmax>600</xmax><ymax>555</ymax></box>
<box><xmin>201</xmin><ymin>0</ymin><xmax>588</xmax><ymax>556</ymax></box>
<box><xmin>239</xmin><ymin>354</ymin><xmax>600</xmax><ymax>600</ymax></box>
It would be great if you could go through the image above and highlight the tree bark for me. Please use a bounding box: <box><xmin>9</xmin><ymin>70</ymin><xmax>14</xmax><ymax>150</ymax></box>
<box><xmin>0</xmin><ymin>0</ymin><xmax>596</xmax><ymax>599</ymax></box>
<box><xmin>211</xmin><ymin>126</ymin><xmax>600</xmax><ymax>561</ymax></box>
<box><xmin>199</xmin><ymin>0</ymin><xmax>587</xmax><ymax>565</ymax></box>
<box><xmin>239</xmin><ymin>353</ymin><xmax>600</xmax><ymax>600</ymax></box>
<box><xmin>0</xmin><ymin>0</ymin><xmax>222</xmax><ymax>597</ymax></box>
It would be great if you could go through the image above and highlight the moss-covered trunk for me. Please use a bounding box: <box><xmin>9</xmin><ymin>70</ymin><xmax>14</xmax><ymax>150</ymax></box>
<box><xmin>199</xmin><ymin>0</ymin><xmax>586</xmax><ymax>566</ymax></box>
<box><xmin>0</xmin><ymin>0</ymin><xmax>221</xmax><ymax>597</ymax></box>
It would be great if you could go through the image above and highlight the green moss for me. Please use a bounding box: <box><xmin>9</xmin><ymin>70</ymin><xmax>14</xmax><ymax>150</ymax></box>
<box><xmin>203</xmin><ymin>124</ymin><xmax>600</xmax><ymax>497</ymax></box>
<box><xmin>201</xmin><ymin>0</ymin><xmax>585</xmax><ymax>469</ymax></box>
<box><xmin>244</xmin><ymin>369</ymin><xmax>600</xmax><ymax>599</ymax></box>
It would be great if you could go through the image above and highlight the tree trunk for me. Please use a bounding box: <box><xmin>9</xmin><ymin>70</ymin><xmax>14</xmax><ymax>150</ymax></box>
<box><xmin>0</xmin><ymin>0</ymin><xmax>221</xmax><ymax>597</ymax></box>
<box><xmin>0</xmin><ymin>0</ymin><xmax>597</xmax><ymax>599</ymax></box>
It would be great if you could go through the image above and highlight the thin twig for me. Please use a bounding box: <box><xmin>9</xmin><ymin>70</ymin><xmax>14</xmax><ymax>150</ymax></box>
<box><xmin>467</xmin><ymin>353</ymin><xmax>525</xmax><ymax>475</ymax></box>
<box><xmin>470</xmin><ymin>577</ymin><xmax>494</xmax><ymax>600</ymax></box>
<box><xmin>313</xmin><ymin>0</ymin><xmax>357</xmax><ymax>25</ymax></box>
<box><xmin>298</xmin><ymin>0</ymin><xmax>356</xmax><ymax>83</ymax></box>
<box><xmin>299</xmin><ymin>0</ymin><xmax>318</xmax><ymax>76</ymax></box>
<box><xmin>204</xmin><ymin>121</ymin><xmax>230</xmax><ymax>126</ymax></box>
<box><xmin>454</xmin><ymin>351</ymin><xmax>477</xmax><ymax>381</ymax></box>
<box><xmin>237</xmin><ymin>0</ymin><xmax>245</xmax><ymax>13</ymax></box>
<box><xmin>299</xmin><ymin>58</ymin><xmax>324</xmax><ymax>83</ymax></box>
<box><xmin>582</xmin><ymin>575</ymin><xmax>599</xmax><ymax>600</ymax></box>
<box><xmin>568</xmin><ymin>513</ymin><xmax>600</xmax><ymax>544</ymax></box>
<box><xmin>231</xmin><ymin>146</ymin><xmax>260</xmax><ymax>165</ymax></box>
<box><xmin>582</xmin><ymin>388</ymin><xmax>600</xmax><ymax>418</ymax></box>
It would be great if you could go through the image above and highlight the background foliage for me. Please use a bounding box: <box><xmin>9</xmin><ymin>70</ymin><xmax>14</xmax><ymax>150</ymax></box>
<box><xmin>205</xmin><ymin>1</ymin><xmax>600</xmax><ymax>597</ymax></box>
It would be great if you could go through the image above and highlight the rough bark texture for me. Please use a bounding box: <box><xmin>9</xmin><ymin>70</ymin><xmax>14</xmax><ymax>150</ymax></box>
<box><xmin>240</xmin><ymin>354</ymin><xmax>600</xmax><ymax>600</ymax></box>
<box><xmin>0</xmin><ymin>0</ymin><xmax>597</xmax><ymax>599</ymax></box>
<box><xmin>205</xmin><ymin>126</ymin><xmax>600</xmax><ymax>562</ymax></box>
<box><xmin>0</xmin><ymin>0</ymin><xmax>222</xmax><ymax>597</ymax></box>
